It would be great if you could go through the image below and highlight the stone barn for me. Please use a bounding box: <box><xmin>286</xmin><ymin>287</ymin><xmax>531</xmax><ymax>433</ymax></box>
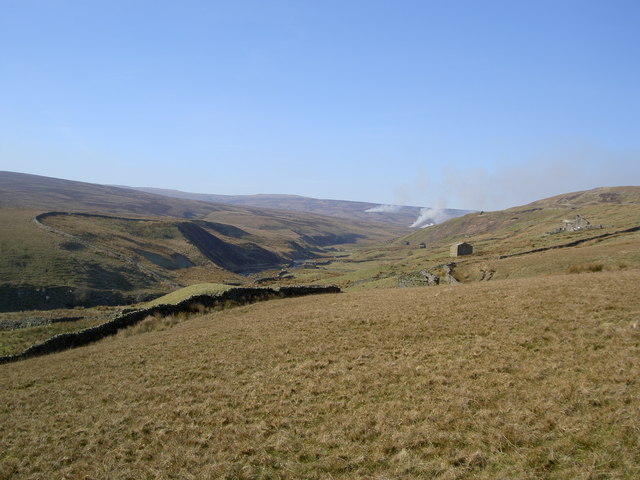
<box><xmin>450</xmin><ymin>242</ymin><xmax>473</xmax><ymax>257</ymax></box>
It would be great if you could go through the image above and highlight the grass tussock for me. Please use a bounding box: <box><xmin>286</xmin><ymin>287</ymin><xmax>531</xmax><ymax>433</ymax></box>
<box><xmin>119</xmin><ymin>312</ymin><xmax>189</xmax><ymax>337</ymax></box>
<box><xmin>120</xmin><ymin>303</ymin><xmax>217</xmax><ymax>337</ymax></box>
<box><xmin>1</xmin><ymin>270</ymin><xmax>640</xmax><ymax>478</ymax></box>
<box><xmin>568</xmin><ymin>262</ymin><xmax>604</xmax><ymax>273</ymax></box>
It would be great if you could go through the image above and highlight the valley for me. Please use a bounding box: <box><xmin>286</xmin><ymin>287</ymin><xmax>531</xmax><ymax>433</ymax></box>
<box><xmin>3</xmin><ymin>3</ymin><xmax>638</xmax><ymax>477</ymax></box>
<box><xmin>1</xmin><ymin>173</ymin><xmax>639</xmax><ymax>479</ymax></box>
<box><xmin>0</xmin><ymin>171</ymin><xmax>405</xmax><ymax>311</ymax></box>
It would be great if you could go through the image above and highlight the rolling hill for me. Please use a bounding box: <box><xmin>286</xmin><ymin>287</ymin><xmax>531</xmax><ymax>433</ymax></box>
<box><xmin>267</xmin><ymin>186</ymin><xmax>640</xmax><ymax>290</ymax></box>
<box><xmin>0</xmin><ymin>171</ymin><xmax>405</xmax><ymax>310</ymax></box>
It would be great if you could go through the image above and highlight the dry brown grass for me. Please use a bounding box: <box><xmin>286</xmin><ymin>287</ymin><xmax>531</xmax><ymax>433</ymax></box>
<box><xmin>567</xmin><ymin>263</ymin><xmax>605</xmax><ymax>274</ymax></box>
<box><xmin>1</xmin><ymin>270</ymin><xmax>640</xmax><ymax>479</ymax></box>
<box><xmin>398</xmin><ymin>230</ymin><xmax>640</xmax><ymax>286</ymax></box>
<box><xmin>0</xmin><ymin>306</ymin><xmax>123</xmax><ymax>356</ymax></box>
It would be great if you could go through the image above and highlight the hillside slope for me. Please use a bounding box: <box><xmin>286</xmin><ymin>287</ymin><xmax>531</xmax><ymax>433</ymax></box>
<box><xmin>1</xmin><ymin>270</ymin><xmax>639</xmax><ymax>478</ymax></box>
<box><xmin>403</xmin><ymin>186</ymin><xmax>640</xmax><ymax>250</ymax></box>
<box><xmin>277</xmin><ymin>186</ymin><xmax>640</xmax><ymax>290</ymax></box>
<box><xmin>0</xmin><ymin>172</ymin><xmax>405</xmax><ymax>310</ymax></box>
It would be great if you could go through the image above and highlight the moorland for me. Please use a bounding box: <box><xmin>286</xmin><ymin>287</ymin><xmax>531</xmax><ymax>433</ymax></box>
<box><xmin>1</xmin><ymin>172</ymin><xmax>639</xmax><ymax>479</ymax></box>
<box><xmin>124</xmin><ymin>186</ymin><xmax>471</xmax><ymax>229</ymax></box>
<box><xmin>0</xmin><ymin>171</ymin><xmax>407</xmax><ymax>311</ymax></box>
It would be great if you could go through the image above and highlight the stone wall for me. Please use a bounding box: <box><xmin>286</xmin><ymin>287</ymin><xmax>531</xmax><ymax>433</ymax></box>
<box><xmin>0</xmin><ymin>285</ymin><xmax>340</xmax><ymax>364</ymax></box>
<box><xmin>500</xmin><ymin>225</ymin><xmax>640</xmax><ymax>259</ymax></box>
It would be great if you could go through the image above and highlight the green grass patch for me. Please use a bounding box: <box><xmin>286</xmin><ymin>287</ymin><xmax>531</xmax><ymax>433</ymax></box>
<box><xmin>143</xmin><ymin>283</ymin><xmax>232</xmax><ymax>307</ymax></box>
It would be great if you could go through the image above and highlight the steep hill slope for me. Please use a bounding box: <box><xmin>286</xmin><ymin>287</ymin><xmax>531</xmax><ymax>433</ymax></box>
<box><xmin>0</xmin><ymin>172</ymin><xmax>405</xmax><ymax>310</ymax></box>
<box><xmin>126</xmin><ymin>186</ymin><xmax>473</xmax><ymax>228</ymax></box>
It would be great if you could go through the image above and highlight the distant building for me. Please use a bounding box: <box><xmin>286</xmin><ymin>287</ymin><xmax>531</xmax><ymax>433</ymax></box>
<box><xmin>419</xmin><ymin>243</ymin><xmax>426</xmax><ymax>249</ymax></box>
<box><xmin>562</xmin><ymin>214</ymin><xmax>591</xmax><ymax>231</ymax></box>
<box><xmin>403</xmin><ymin>241</ymin><xmax>411</xmax><ymax>246</ymax></box>
<box><xmin>450</xmin><ymin>242</ymin><xmax>473</xmax><ymax>257</ymax></box>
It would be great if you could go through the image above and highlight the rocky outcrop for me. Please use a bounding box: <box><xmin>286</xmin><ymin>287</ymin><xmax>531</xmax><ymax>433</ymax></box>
<box><xmin>0</xmin><ymin>285</ymin><xmax>340</xmax><ymax>364</ymax></box>
<box><xmin>398</xmin><ymin>270</ymin><xmax>439</xmax><ymax>288</ymax></box>
<box><xmin>397</xmin><ymin>263</ymin><xmax>459</xmax><ymax>287</ymax></box>
<box><xmin>479</xmin><ymin>268</ymin><xmax>495</xmax><ymax>281</ymax></box>
<box><xmin>441</xmin><ymin>263</ymin><xmax>459</xmax><ymax>285</ymax></box>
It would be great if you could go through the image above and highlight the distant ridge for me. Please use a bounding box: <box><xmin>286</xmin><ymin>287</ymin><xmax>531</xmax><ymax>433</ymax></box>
<box><xmin>123</xmin><ymin>186</ymin><xmax>473</xmax><ymax>228</ymax></box>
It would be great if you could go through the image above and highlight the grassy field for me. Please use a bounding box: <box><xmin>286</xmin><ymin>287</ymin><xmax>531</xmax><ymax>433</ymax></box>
<box><xmin>142</xmin><ymin>283</ymin><xmax>233</xmax><ymax>307</ymax></box>
<box><xmin>0</xmin><ymin>307</ymin><xmax>124</xmax><ymax>357</ymax></box>
<box><xmin>0</xmin><ymin>317</ymin><xmax>109</xmax><ymax>357</ymax></box>
<box><xmin>1</xmin><ymin>269</ymin><xmax>639</xmax><ymax>479</ymax></box>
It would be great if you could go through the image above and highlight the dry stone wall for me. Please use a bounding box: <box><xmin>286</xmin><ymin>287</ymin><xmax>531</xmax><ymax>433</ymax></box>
<box><xmin>0</xmin><ymin>285</ymin><xmax>340</xmax><ymax>364</ymax></box>
<box><xmin>500</xmin><ymin>225</ymin><xmax>640</xmax><ymax>259</ymax></box>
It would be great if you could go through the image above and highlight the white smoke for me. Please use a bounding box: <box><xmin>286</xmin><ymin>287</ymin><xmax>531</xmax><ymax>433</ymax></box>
<box><xmin>438</xmin><ymin>146</ymin><xmax>640</xmax><ymax>211</ymax></box>
<box><xmin>410</xmin><ymin>206</ymin><xmax>450</xmax><ymax>228</ymax></box>
<box><xmin>365</xmin><ymin>204</ymin><xmax>403</xmax><ymax>213</ymax></box>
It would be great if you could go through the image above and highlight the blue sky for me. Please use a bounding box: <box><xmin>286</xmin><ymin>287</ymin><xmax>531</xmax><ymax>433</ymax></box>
<box><xmin>1</xmin><ymin>0</ymin><xmax>639</xmax><ymax>210</ymax></box>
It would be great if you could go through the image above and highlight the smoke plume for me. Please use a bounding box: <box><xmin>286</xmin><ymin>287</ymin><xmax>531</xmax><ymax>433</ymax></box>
<box><xmin>410</xmin><ymin>205</ymin><xmax>451</xmax><ymax>228</ymax></box>
<box><xmin>438</xmin><ymin>147</ymin><xmax>640</xmax><ymax>211</ymax></box>
<box><xmin>365</xmin><ymin>204</ymin><xmax>403</xmax><ymax>213</ymax></box>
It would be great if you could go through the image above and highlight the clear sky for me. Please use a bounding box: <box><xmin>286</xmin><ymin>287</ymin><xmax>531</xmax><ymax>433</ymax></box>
<box><xmin>1</xmin><ymin>0</ymin><xmax>639</xmax><ymax>210</ymax></box>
